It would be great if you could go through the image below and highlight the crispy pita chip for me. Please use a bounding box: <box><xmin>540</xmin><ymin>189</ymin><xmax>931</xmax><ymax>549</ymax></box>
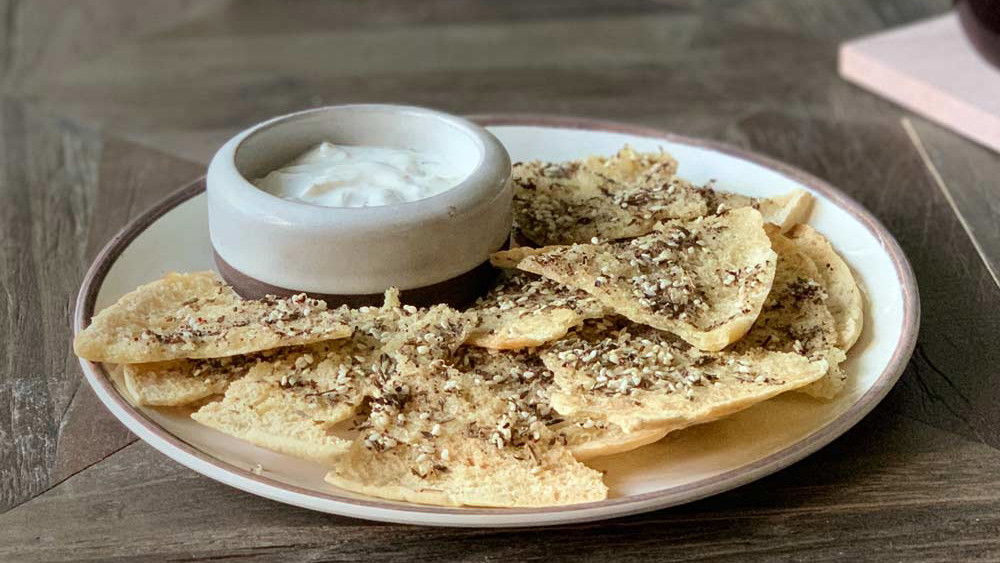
<box><xmin>127</xmin><ymin>288</ymin><xmax>405</xmax><ymax>408</ymax></box>
<box><xmin>123</xmin><ymin>352</ymin><xmax>264</xmax><ymax>407</ymax></box>
<box><xmin>490</xmin><ymin>246</ymin><xmax>546</xmax><ymax>269</ymax></box>
<box><xmin>190</xmin><ymin>294</ymin><xmax>476</xmax><ymax>466</ymax></box>
<box><xmin>703</xmin><ymin>188</ymin><xmax>814</xmax><ymax>233</ymax></box>
<box><xmin>542</xmin><ymin>319</ymin><xmax>827</xmax><ymax>432</ymax></box>
<box><xmin>135</xmin><ymin>288</ymin><xmax>468</xmax><ymax>407</ymax></box>
<box><xmin>761</xmin><ymin>189</ymin><xmax>814</xmax><ymax>231</ymax></box>
<box><xmin>74</xmin><ymin>271</ymin><xmax>352</xmax><ymax>363</ymax></box>
<box><xmin>553</xmin><ymin>418</ymin><xmax>670</xmax><ymax>461</ymax></box>
<box><xmin>786</xmin><ymin>224</ymin><xmax>863</xmax><ymax>350</ymax></box>
<box><xmin>325</xmin><ymin>358</ymin><xmax>606</xmax><ymax>507</ymax></box>
<box><xmin>453</xmin><ymin>347</ymin><xmax>665</xmax><ymax>461</ymax></box>
<box><xmin>191</xmin><ymin>337</ymin><xmax>380</xmax><ymax>465</ymax></box>
<box><xmin>734</xmin><ymin>229</ymin><xmax>849</xmax><ymax>399</ymax></box>
<box><xmin>496</xmin><ymin>208</ymin><xmax>777</xmax><ymax>351</ymax></box>
<box><xmin>512</xmin><ymin>147</ymin><xmax>707</xmax><ymax>245</ymax></box>
<box><xmin>466</xmin><ymin>271</ymin><xmax>608</xmax><ymax>349</ymax></box>
<box><xmin>513</xmin><ymin>147</ymin><xmax>814</xmax><ymax>246</ymax></box>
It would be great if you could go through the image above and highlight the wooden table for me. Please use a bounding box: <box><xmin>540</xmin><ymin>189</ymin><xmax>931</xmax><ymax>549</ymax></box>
<box><xmin>2</xmin><ymin>1</ymin><xmax>999</xmax><ymax>561</ymax></box>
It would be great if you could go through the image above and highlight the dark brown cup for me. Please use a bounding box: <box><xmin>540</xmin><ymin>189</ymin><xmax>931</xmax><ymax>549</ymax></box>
<box><xmin>956</xmin><ymin>0</ymin><xmax>1000</xmax><ymax>68</ymax></box>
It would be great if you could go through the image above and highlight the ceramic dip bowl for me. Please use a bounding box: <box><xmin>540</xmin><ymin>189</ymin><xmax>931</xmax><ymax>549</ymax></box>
<box><xmin>207</xmin><ymin>104</ymin><xmax>512</xmax><ymax>307</ymax></box>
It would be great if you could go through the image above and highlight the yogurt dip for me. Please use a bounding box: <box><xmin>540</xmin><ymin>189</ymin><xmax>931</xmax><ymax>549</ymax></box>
<box><xmin>253</xmin><ymin>142</ymin><xmax>464</xmax><ymax>207</ymax></box>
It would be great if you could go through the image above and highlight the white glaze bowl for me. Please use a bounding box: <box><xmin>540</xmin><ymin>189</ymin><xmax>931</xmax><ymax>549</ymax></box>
<box><xmin>206</xmin><ymin>105</ymin><xmax>512</xmax><ymax>305</ymax></box>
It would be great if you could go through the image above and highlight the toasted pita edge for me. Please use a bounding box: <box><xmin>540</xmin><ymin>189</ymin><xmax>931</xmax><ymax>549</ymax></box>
<box><xmin>192</xmin><ymin>405</ymin><xmax>353</xmax><ymax>466</ymax></box>
<box><xmin>324</xmin><ymin>471</ymin><xmax>459</xmax><ymax>506</ymax></box>
<box><xmin>324</xmin><ymin>453</ymin><xmax>608</xmax><ymax>508</ymax></box>
<box><xmin>765</xmin><ymin>189</ymin><xmax>814</xmax><ymax>233</ymax></box>
<box><xmin>490</xmin><ymin>246</ymin><xmax>554</xmax><ymax>269</ymax></box>
<box><xmin>568</xmin><ymin>426</ymin><xmax>671</xmax><ymax>461</ymax></box>
<box><xmin>122</xmin><ymin>362</ymin><xmax>227</xmax><ymax>406</ymax></box>
<box><xmin>466</xmin><ymin>308</ymin><xmax>583</xmax><ymax>349</ymax></box>
<box><xmin>796</xmin><ymin>348</ymin><xmax>849</xmax><ymax>400</ymax></box>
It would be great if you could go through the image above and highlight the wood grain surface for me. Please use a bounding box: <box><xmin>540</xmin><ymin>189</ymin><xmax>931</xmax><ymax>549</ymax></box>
<box><xmin>3</xmin><ymin>1</ymin><xmax>999</xmax><ymax>561</ymax></box>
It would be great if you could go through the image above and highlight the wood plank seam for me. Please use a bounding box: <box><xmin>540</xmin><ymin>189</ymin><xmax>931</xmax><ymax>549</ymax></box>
<box><xmin>901</xmin><ymin>116</ymin><xmax>1000</xmax><ymax>291</ymax></box>
<box><xmin>0</xmin><ymin>436</ymin><xmax>136</xmax><ymax>516</ymax></box>
<box><xmin>56</xmin><ymin>378</ymin><xmax>83</xmax><ymax>427</ymax></box>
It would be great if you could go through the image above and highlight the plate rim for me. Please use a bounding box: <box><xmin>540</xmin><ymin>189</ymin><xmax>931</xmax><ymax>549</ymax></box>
<box><xmin>74</xmin><ymin>114</ymin><xmax>920</xmax><ymax>527</ymax></box>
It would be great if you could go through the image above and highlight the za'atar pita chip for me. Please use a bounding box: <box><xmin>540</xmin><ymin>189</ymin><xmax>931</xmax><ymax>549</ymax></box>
<box><xmin>495</xmin><ymin>207</ymin><xmax>777</xmax><ymax>351</ymax></box>
<box><xmin>734</xmin><ymin>228</ymin><xmax>849</xmax><ymax>399</ymax></box>
<box><xmin>542</xmin><ymin>318</ymin><xmax>828</xmax><ymax>432</ymax></box>
<box><xmin>786</xmin><ymin>224</ymin><xmax>863</xmax><ymax>350</ymax></box>
<box><xmin>512</xmin><ymin>147</ymin><xmax>705</xmax><ymax>246</ymax></box>
<box><xmin>452</xmin><ymin>347</ymin><xmax>669</xmax><ymax>461</ymax></box>
<box><xmin>74</xmin><ymin>271</ymin><xmax>351</xmax><ymax>363</ymax></box>
<box><xmin>325</xmin><ymin>356</ymin><xmax>606</xmax><ymax>507</ymax></box>
<box><xmin>192</xmin><ymin>336</ymin><xmax>381</xmax><ymax>465</ymax></box>
<box><xmin>512</xmin><ymin>147</ymin><xmax>813</xmax><ymax>245</ymax></box>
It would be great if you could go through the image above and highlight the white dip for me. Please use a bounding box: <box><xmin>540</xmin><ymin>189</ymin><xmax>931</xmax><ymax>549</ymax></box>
<box><xmin>253</xmin><ymin>142</ymin><xmax>463</xmax><ymax>208</ymax></box>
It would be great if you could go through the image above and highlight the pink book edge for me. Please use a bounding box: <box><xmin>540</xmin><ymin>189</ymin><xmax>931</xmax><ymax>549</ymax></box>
<box><xmin>838</xmin><ymin>14</ymin><xmax>1000</xmax><ymax>154</ymax></box>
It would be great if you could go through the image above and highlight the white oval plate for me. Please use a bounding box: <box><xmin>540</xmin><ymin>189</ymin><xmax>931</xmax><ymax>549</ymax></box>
<box><xmin>75</xmin><ymin>116</ymin><xmax>919</xmax><ymax>527</ymax></box>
